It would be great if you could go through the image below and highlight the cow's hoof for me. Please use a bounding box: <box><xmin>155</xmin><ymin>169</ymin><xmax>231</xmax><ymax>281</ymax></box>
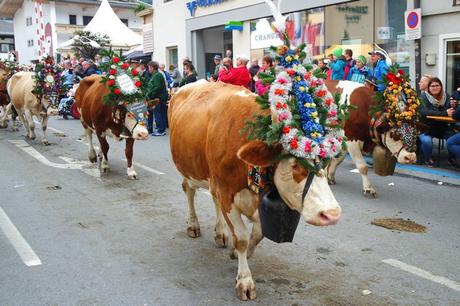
<box><xmin>11</xmin><ymin>126</ymin><xmax>18</xmax><ymax>132</ymax></box>
<box><xmin>128</xmin><ymin>174</ymin><xmax>137</xmax><ymax>180</ymax></box>
<box><xmin>89</xmin><ymin>156</ymin><xmax>97</xmax><ymax>163</ymax></box>
<box><xmin>0</xmin><ymin>122</ymin><xmax>7</xmax><ymax>128</ymax></box>
<box><xmin>127</xmin><ymin>167</ymin><xmax>137</xmax><ymax>180</ymax></box>
<box><xmin>363</xmin><ymin>188</ymin><xmax>377</xmax><ymax>198</ymax></box>
<box><xmin>101</xmin><ymin>167</ymin><xmax>110</xmax><ymax>174</ymax></box>
<box><xmin>187</xmin><ymin>226</ymin><xmax>201</xmax><ymax>238</ymax></box>
<box><xmin>27</xmin><ymin>134</ymin><xmax>36</xmax><ymax>140</ymax></box>
<box><xmin>214</xmin><ymin>233</ymin><xmax>228</xmax><ymax>248</ymax></box>
<box><xmin>327</xmin><ymin>178</ymin><xmax>336</xmax><ymax>185</ymax></box>
<box><xmin>41</xmin><ymin>139</ymin><xmax>50</xmax><ymax>146</ymax></box>
<box><xmin>235</xmin><ymin>275</ymin><xmax>257</xmax><ymax>301</ymax></box>
<box><xmin>229</xmin><ymin>248</ymin><xmax>238</xmax><ymax>259</ymax></box>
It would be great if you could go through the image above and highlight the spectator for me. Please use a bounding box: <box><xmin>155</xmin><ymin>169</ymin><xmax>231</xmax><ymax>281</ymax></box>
<box><xmin>418</xmin><ymin>77</ymin><xmax>454</xmax><ymax>166</ymax></box>
<box><xmin>219</xmin><ymin>55</ymin><xmax>251</xmax><ymax>88</ymax></box>
<box><xmin>348</xmin><ymin>55</ymin><xmax>369</xmax><ymax>83</ymax></box>
<box><xmin>317</xmin><ymin>58</ymin><xmax>331</xmax><ymax>79</ymax></box>
<box><xmin>226</xmin><ymin>49</ymin><xmax>233</xmax><ymax>59</ymax></box>
<box><xmin>248</xmin><ymin>59</ymin><xmax>260</xmax><ymax>92</ymax></box>
<box><xmin>159</xmin><ymin>63</ymin><xmax>173</xmax><ymax>90</ymax></box>
<box><xmin>368</xmin><ymin>50</ymin><xmax>389</xmax><ymax>92</ymax></box>
<box><xmin>179</xmin><ymin>62</ymin><xmax>197</xmax><ymax>86</ymax></box>
<box><xmin>76</xmin><ymin>60</ymin><xmax>97</xmax><ymax>77</ymax></box>
<box><xmin>254</xmin><ymin>55</ymin><xmax>273</xmax><ymax>95</ymax></box>
<box><xmin>146</xmin><ymin>61</ymin><xmax>169</xmax><ymax>136</ymax></box>
<box><xmin>61</xmin><ymin>60</ymin><xmax>75</xmax><ymax>88</ymax></box>
<box><xmin>418</xmin><ymin>74</ymin><xmax>432</xmax><ymax>98</ymax></box>
<box><xmin>169</xmin><ymin>64</ymin><xmax>182</xmax><ymax>88</ymax></box>
<box><xmin>343</xmin><ymin>49</ymin><xmax>355</xmax><ymax>80</ymax></box>
<box><xmin>330</xmin><ymin>48</ymin><xmax>345</xmax><ymax>80</ymax></box>
<box><xmin>209</xmin><ymin>74</ymin><xmax>218</xmax><ymax>82</ymax></box>
<box><xmin>446</xmin><ymin>89</ymin><xmax>460</xmax><ymax>168</ymax></box>
<box><xmin>213</xmin><ymin>55</ymin><xmax>223</xmax><ymax>75</ymax></box>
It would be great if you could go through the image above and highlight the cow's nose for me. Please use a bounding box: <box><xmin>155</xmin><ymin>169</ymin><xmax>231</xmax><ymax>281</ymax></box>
<box><xmin>317</xmin><ymin>207</ymin><xmax>341</xmax><ymax>226</ymax></box>
<box><xmin>135</xmin><ymin>130</ymin><xmax>149</xmax><ymax>140</ymax></box>
<box><xmin>404</xmin><ymin>154</ymin><xmax>416</xmax><ymax>163</ymax></box>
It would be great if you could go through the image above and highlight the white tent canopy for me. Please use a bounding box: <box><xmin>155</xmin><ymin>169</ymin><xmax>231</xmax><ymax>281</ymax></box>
<box><xmin>59</xmin><ymin>0</ymin><xmax>142</xmax><ymax>50</ymax></box>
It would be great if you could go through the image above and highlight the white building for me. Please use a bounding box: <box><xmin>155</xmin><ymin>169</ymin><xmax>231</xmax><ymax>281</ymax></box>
<box><xmin>0</xmin><ymin>0</ymin><xmax>143</xmax><ymax>64</ymax></box>
<box><xmin>152</xmin><ymin>0</ymin><xmax>460</xmax><ymax>92</ymax></box>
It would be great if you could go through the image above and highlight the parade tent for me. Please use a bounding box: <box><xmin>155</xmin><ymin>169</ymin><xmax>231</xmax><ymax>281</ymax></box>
<box><xmin>59</xmin><ymin>0</ymin><xmax>142</xmax><ymax>50</ymax></box>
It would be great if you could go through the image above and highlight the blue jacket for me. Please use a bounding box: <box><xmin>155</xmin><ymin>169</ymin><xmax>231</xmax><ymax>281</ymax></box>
<box><xmin>372</xmin><ymin>60</ymin><xmax>389</xmax><ymax>91</ymax></box>
<box><xmin>164</xmin><ymin>70</ymin><xmax>173</xmax><ymax>87</ymax></box>
<box><xmin>349</xmin><ymin>66</ymin><xmax>369</xmax><ymax>83</ymax></box>
<box><xmin>62</xmin><ymin>69</ymin><xmax>75</xmax><ymax>87</ymax></box>
<box><xmin>330</xmin><ymin>59</ymin><xmax>346</xmax><ymax>80</ymax></box>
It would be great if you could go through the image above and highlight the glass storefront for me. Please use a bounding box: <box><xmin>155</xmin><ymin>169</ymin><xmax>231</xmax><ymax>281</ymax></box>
<box><xmin>446</xmin><ymin>40</ymin><xmax>460</xmax><ymax>93</ymax></box>
<box><xmin>250</xmin><ymin>0</ymin><xmax>409</xmax><ymax>73</ymax></box>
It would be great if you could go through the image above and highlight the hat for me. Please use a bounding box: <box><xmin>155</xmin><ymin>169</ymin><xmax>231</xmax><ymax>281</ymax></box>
<box><xmin>213</xmin><ymin>55</ymin><xmax>222</xmax><ymax>60</ymax></box>
<box><xmin>356</xmin><ymin>55</ymin><xmax>366</xmax><ymax>65</ymax></box>
<box><xmin>368</xmin><ymin>50</ymin><xmax>386</xmax><ymax>58</ymax></box>
<box><xmin>332</xmin><ymin>48</ymin><xmax>343</xmax><ymax>58</ymax></box>
<box><xmin>451</xmin><ymin>90</ymin><xmax>460</xmax><ymax>101</ymax></box>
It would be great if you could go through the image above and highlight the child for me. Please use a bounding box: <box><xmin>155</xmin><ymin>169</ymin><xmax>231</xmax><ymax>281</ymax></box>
<box><xmin>348</xmin><ymin>55</ymin><xmax>369</xmax><ymax>84</ymax></box>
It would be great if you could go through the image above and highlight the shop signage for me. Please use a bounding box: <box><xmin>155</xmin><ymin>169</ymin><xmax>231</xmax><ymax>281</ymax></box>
<box><xmin>186</xmin><ymin>0</ymin><xmax>229</xmax><ymax>17</ymax></box>
<box><xmin>250</xmin><ymin>18</ymin><xmax>283</xmax><ymax>50</ymax></box>
<box><xmin>377</xmin><ymin>27</ymin><xmax>393</xmax><ymax>40</ymax></box>
<box><xmin>224</xmin><ymin>21</ymin><xmax>243</xmax><ymax>31</ymax></box>
<box><xmin>405</xmin><ymin>9</ymin><xmax>421</xmax><ymax>40</ymax></box>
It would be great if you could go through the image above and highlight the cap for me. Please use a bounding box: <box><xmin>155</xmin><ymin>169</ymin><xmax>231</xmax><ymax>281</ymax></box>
<box><xmin>368</xmin><ymin>50</ymin><xmax>386</xmax><ymax>58</ymax></box>
<box><xmin>356</xmin><ymin>55</ymin><xmax>366</xmax><ymax>65</ymax></box>
<box><xmin>332</xmin><ymin>48</ymin><xmax>343</xmax><ymax>58</ymax></box>
<box><xmin>213</xmin><ymin>55</ymin><xmax>222</xmax><ymax>60</ymax></box>
<box><xmin>451</xmin><ymin>90</ymin><xmax>460</xmax><ymax>101</ymax></box>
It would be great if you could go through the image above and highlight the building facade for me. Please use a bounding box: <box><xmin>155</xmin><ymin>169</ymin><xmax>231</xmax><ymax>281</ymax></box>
<box><xmin>0</xmin><ymin>0</ymin><xmax>143</xmax><ymax>64</ymax></box>
<box><xmin>0</xmin><ymin>18</ymin><xmax>14</xmax><ymax>60</ymax></box>
<box><xmin>153</xmin><ymin>0</ymin><xmax>459</xmax><ymax>92</ymax></box>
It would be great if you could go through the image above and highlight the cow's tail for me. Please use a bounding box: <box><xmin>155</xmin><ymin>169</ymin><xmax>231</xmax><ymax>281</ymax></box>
<box><xmin>75</xmin><ymin>75</ymin><xmax>98</xmax><ymax>108</ymax></box>
<box><xmin>6</xmin><ymin>73</ymin><xmax>21</xmax><ymax>97</ymax></box>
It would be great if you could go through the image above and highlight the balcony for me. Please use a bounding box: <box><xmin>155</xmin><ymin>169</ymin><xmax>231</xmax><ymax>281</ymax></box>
<box><xmin>0</xmin><ymin>0</ymin><xmax>23</xmax><ymax>18</ymax></box>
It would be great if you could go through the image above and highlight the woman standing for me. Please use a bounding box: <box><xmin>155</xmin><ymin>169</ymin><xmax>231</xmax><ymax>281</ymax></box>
<box><xmin>254</xmin><ymin>55</ymin><xmax>274</xmax><ymax>96</ymax></box>
<box><xmin>418</xmin><ymin>78</ymin><xmax>454</xmax><ymax>166</ymax></box>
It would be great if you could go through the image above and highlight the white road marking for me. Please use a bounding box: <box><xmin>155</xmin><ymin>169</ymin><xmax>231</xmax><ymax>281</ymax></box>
<box><xmin>0</xmin><ymin>207</ymin><xmax>42</xmax><ymax>266</ymax></box>
<box><xmin>122</xmin><ymin>159</ymin><xmax>165</xmax><ymax>175</ymax></box>
<box><xmin>8</xmin><ymin>140</ymin><xmax>100</xmax><ymax>180</ymax></box>
<box><xmin>383</xmin><ymin>259</ymin><xmax>460</xmax><ymax>292</ymax></box>
<box><xmin>33</xmin><ymin>119</ymin><xmax>65</xmax><ymax>134</ymax></box>
<box><xmin>76</xmin><ymin>138</ymin><xmax>100</xmax><ymax>151</ymax></box>
<box><xmin>350</xmin><ymin>168</ymin><xmax>360</xmax><ymax>173</ymax></box>
<box><xmin>200</xmin><ymin>190</ymin><xmax>212</xmax><ymax>197</ymax></box>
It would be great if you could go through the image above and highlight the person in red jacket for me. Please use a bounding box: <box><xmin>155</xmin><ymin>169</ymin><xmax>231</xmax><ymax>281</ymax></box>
<box><xmin>218</xmin><ymin>56</ymin><xmax>251</xmax><ymax>88</ymax></box>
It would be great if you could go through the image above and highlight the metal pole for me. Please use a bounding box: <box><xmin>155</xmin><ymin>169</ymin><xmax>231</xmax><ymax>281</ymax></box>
<box><xmin>414</xmin><ymin>0</ymin><xmax>421</xmax><ymax>92</ymax></box>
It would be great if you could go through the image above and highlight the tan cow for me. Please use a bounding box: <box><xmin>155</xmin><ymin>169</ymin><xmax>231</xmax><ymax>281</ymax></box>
<box><xmin>325</xmin><ymin>80</ymin><xmax>417</xmax><ymax>197</ymax></box>
<box><xmin>169</xmin><ymin>80</ymin><xmax>341</xmax><ymax>300</ymax></box>
<box><xmin>0</xmin><ymin>71</ymin><xmax>58</xmax><ymax>144</ymax></box>
<box><xmin>75</xmin><ymin>75</ymin><xmax>149</xmax><ymax>179</ymax></box>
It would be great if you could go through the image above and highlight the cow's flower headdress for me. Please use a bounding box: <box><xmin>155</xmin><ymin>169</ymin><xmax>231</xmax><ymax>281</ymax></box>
<box><xmin>244</xmin><ymin>0</ymin><xmax>350</xmax><ymax>172</ymax></box>
<box><xmin>32</xmin><ymin>55</ymin><xmax>67</xmax><ymax>102</ymax></box>
<box><xmin>99</xmin><ymin>49</ymin><xmax>144</xmax><ymax>106</ymax></box>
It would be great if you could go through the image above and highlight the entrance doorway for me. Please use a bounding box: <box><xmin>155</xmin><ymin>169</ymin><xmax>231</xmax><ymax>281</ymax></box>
<box><xmin>198</xmin><ymin>26</ymin><xmax>233</xmax><ymax>78</ymax></box>
<box><xmin>446</xmin><ymin>40</ymin><xmax>460</xmax><ymax>93</ymax></box>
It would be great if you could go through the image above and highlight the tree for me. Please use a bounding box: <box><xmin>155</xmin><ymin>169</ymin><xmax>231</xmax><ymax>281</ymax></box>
<box><xmin>71</xmin><ymin>30</ymin><xmax>110</xmax><ymax>60</ymax></box>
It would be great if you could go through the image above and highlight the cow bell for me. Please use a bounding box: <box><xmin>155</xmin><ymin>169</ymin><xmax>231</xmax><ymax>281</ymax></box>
<box><xmin>259</xmin><ymin>184</ymin><xmax>300</xmax><ymax>243</ymax></box>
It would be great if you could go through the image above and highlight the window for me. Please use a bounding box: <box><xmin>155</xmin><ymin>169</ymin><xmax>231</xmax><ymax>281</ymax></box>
<box><xmin>445</xmin><ymin>40</ymin><xmax>460</xmax><ymax>93</ymax></box>
<box><xmin>164</xmin><ymin>0</ymin><xmax>173</xmax><ymax>2</ymax></box>
<box><xmin>167</xmin><ymin>46</ymin><xmax>178</xmax><ymax>68</ymax></box>
<box><xmin>1</xmin><ymin>44</ymin><xmax>10</xmax><ymax>53</ymax></box>
<box><xmin>120</xmin><ymin>18</ymin><xmax>128</xmax><ymax>26</ymax></box>
<box><xmin>26</xmin><ymin>17</ymin><xmax>33</xmax><ymax>26</ymax></box>
<box><xmin>27</xmin><ymin>39</ymin><xmax>34</xmax><ymax>47</ymax></box>
<box><xmin>454</xmin><ymin>0</ymin><xmax>460</xmax><ymax>6</ymax></box>
<box><xmin>69</xmin><ymin>15</ymin><xmax>77</xmax><ymax>25</ymax></box>
<box><xmin>83</xmin><ymin>16</ymin><xmax>93</xmax><ymax>26</ymax></box>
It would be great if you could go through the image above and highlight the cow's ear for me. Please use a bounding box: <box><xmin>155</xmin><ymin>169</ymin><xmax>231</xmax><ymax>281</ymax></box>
<box><xmin>237</xmin><ymin>140</ymin><xmax>282</xmax><ymax>167</ymax></box>
<box><xmin>112</xmin><ymin>107</ymin><xmax>125</xmax><ymax>124</ymax></box>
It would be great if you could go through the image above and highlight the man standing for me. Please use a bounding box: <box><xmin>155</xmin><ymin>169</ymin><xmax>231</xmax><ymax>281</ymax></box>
<box><xmin>368</xmin><ymin>50</ymin><xmax>389</xmax><ymax>92</ymax></box>
<box><xmin>213</xmin><ymin>55</ymin><xmax>223</xmax><ymax>76</ymax></box>
<box><xmin>146</xmin><ymin>61</ymin><xmax>169</xmax><ymax>136</ymax></box>
<box><xmin>218</xmin><ymin>56</ymin><xmax>251</xmax><ymax>88</ymax></box>
<box><xmin>248</xmin><ymin>59</ymin><xmax>260</xmax><ymax>92</ymax></box>
<box><xmin>159</xmin><ymin>63</ymin><xmax>173</xmax><ymax>91</ymax></box>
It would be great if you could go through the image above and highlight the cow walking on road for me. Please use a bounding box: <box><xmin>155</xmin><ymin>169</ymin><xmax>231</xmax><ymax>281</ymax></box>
<box><xmin>75</xmin><ymin>75</ymin><xmax>149</xmax><ymax>179</ymax></box>
<box><xmin>325</xmin><ymin>80</ymin><xmax>417</xmax><ymax>197</ymax></box>
<box><xmin>0</xmin><ymin>71</ymin><xmax>58</xmax><ymax>145</ymax></box>
<box><xmin>169</xmin><ymin>80</ymin><xmax>341</xmax><ymax>300</ymax></box>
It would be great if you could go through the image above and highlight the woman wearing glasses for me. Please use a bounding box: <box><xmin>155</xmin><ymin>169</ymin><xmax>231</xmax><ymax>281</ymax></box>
<box><xmin>418</xmin><ymin>77</ymin><xmax>454</xmax><ymax>166</ymax></box>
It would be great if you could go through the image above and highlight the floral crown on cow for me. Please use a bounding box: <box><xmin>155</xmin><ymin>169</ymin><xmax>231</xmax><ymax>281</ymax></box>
<box><xmin>32</xmin><ymin>55</ymin><xmax>67</xmax><ymax>100</ymax></box>
<box><xmin>244</xmin><ymin>0</ymin><xmax>350</xmax><ymax>172</ymax></box>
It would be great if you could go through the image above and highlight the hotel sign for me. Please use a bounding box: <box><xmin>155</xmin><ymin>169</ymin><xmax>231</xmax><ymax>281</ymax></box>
<box><xmin>186</xmin><ymin>0</ymin><xmax>229</xmax><ymax>17</ymax></box>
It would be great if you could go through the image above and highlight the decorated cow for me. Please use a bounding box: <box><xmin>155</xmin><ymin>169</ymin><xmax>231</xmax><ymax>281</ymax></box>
<box><xmin>169</xmin><ymin>4</ymin><xmax>350</xmax><ymax>299</ymax></box>
<box><xmin>325</xmin><ymin>67</ymin><xmax>420</xmax><ymax>197</ymax></box>
<box><xmin>75</xmin><ymin>52</ymin><xmax>148</xmax><ymax>179</ymax></box>
<box><xmin>0</xmin><ymin>57</ymin><xmax>64</xmax><ymax>144</ymax></box>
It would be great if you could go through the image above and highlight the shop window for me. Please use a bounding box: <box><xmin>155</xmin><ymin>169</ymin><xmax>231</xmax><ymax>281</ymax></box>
<box><xmin>454</xmin><ymin>0</ymin><xmax>460</xmax><ymax>6</ymax></box>
<box><xmin>167</xmin><ymin>46</ymin><xmax>178</xmax><ymax>68</ymax></box>
<box><xmin>446</xmin><ymin>40</ymin><xmax>460</xmax><ymax>93</ymax></box>
<box><xmin>69</xmin><ymin>15</ymin><xmax>77</xmax><ymax>25</ymax></box>
<box><xmin>83</xmin><ymin>16</ymin><xmax>93</xmax><ymax>26</ymax></box>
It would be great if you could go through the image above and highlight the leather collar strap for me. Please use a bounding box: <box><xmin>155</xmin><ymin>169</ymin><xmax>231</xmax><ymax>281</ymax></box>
<box><xmin>301</xmin><ymin>171</ymin><xmax>316</xmax><ymax>203</ymax></box>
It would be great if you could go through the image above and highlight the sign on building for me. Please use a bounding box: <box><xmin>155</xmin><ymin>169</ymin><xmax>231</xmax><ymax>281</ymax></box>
<box><xmin>143</xmin><ymin>23</ymin><xmax>153</xmax><ymax>53</ymax></box>
<box><xmin>377</xmin><ymin>27</ymin><xmax>393</xmax><ymax>40</ymax></box>
<box><xmin>404</xmin><ymin>8</ymin><xmax>421</xmax><ymax>41</ymax></box>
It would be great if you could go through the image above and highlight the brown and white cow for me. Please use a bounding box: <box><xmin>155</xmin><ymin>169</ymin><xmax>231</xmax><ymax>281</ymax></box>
<box><xmin>0</xmin><ymin>62</ymin><xmax>10</xmax><ymax>114</ymax></box>
<box><xmin>75</xmin><ymin>75</ymin><xmax>149</xmax><ymax>179</ymax></box>
<box><xmin>0</xmin><ymin>71</ymin><xmax>58</xmax><ymax>144</ymax></box>
<box><xmin>169</xmin><ymin>80</ymin><xmax>341</xmax><ymax>300</ymax></box>
<box><xmin>325</xmin><ymin>80</ymin><xmax>417</xmax><ymax>197</ymax></box>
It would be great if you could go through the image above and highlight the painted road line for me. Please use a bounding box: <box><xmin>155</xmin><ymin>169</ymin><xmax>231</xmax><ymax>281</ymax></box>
<box><xmin>350</xmin><ymin>169</ymin><xmax>360</xmax><ymax>173</ymax></box>
<box><xmin>383</xmin><ymin>259</ymin><xmax>460</xmax><ymax>292</ymax></box>
<box><xmin>0</xmin><ymin>207</ymin><xmax>42</xmax><ymax>267</ymax></box>
<box><xmin>75</xmin><ymin>138</ymin><xmax>100</xmax><ymax>151</ymax></box>
<box><xmin>59</xmin><ymin>156</ymin><xmax>101</xmax><ymax>180</ymax></box>
<box><xmin>33</xmin><ymin>119</ymin><xmax>65</xmax><ymax>134</ymax></box>
<box><xmin>122</xmin><ymin>159</ymin><xmax>165</xmax><ymax>175</ymax></box>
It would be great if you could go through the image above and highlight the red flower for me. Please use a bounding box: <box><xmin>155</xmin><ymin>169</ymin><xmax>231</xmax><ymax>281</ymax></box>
<box><xmin>290</xmin><ymin>138</ymin><xmax>298</xmax><ymax>149</ymax></box>
<box><xmin>304</xmin><ymin>141</ymin><xmax>312</xmax><ymax>153</ymax></box>
<box><xmin>325</xmin><ymin>98</ymin><xmax>333</xmax><ymax>106</ymax></box>
<box><xmin>109</xmin><ymin>69</ymin><xmax>117</xmax><ymax>75</ymax></box>
<box><xmin>121</xmin><ymin>63</ymin><xmax>129</xmax><ymax>70</ymax></box>
<box><xmin>107</xmin><ymin>79</ymin><xmax>115</xmax><ymax>87</ymax></box>
<box><xmin>135</xmin><ymin>81</ymin><xmax>142</xmax><ymax>87</ymax></box>
<box><xmin>304</xmin><ymin>72</ymin><xmax>311</xmax><ymax>80</ymax></box>
<box><xmin>282</xmin><ymin>126</ymin><xmax>291</xmax><ymax>134</ymax></box>
<box><xmin>112</xmin><ymin>57</ymin><xmax>120</xmax><ymax>63</ymax></box>
<box><xmin>131</xmin><ymin>69</ymin><xmax>139</xmax><ymax>76</ymax></box>
<box><xmin>278</xmin><ymin>78</ymin><xmax>287</xmax><ymax>84</ymax></box>
<box><xmin>398</xmin><ymin>69</ymin><xmax>405</xmax><ymax>75</ymax></box>
<box><xmin>113</xmin><ymin>88</ymin><xmax>121</xmax><ymax>95</ymax></box>
<box><xmin>386</xmin><ymin>72</ymin><xmax>401</xmax><ymax>85</ymax></box>
<box><xmin>317</xmin><ymin>90</ymin><xmax>327</xmax><ymax>97</ymax></box>
<box><xmin>287</xmin><ymin>69</ymin><xmax>295</xmax><ymax>76</ymax></box>
<box><xmin>274</xmin><ymin>88</ymin><xmax>285</xmax><ymax>96</ymax></box>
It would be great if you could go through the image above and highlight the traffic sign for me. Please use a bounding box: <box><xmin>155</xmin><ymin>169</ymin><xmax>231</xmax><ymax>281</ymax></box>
<box><xmin>405</xmin><ymin>9</ymin><xmax>421</xmax><ymax>40</ymax></box>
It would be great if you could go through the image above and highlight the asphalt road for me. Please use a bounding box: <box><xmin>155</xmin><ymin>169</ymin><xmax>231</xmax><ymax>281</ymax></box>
<box><xmin>0</xmin><ymin>117</ymin><xmax>459</xmax><ymax>306</ymax></box>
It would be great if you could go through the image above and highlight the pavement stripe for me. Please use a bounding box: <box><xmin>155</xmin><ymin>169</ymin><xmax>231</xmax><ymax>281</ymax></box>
<box><xmin>33</xmin><ymin>119</ymin><xmax>65</xmax><ymax>134</ymax></box>
<box><xmin>0</xmin><ymin>207</ymin><xmax>42</xmax><ymax>267</ymax></box>
<box><xmin>123</xmin><ymin>160</ymin><xmax>165</xmax><ymax>175</ymax></box>
<box><xmin>383</xmin><ymin>259</ymin><xmax>460</xmax><ymax>292</ymax></box>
